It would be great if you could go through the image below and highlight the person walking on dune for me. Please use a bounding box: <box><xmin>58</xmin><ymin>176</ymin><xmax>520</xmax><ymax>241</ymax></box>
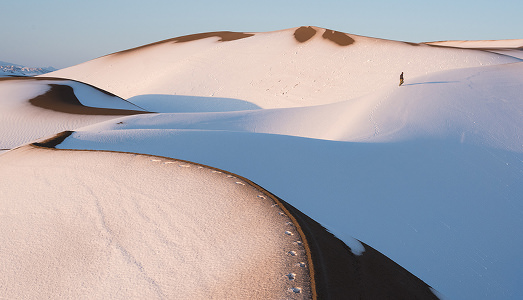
<box><xmin>399</xmin><ymin>72</ymin><xmax>404</xmax><ymax>86</ymax></box>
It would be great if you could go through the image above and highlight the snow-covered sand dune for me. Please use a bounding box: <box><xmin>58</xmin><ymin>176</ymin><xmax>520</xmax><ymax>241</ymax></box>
<box><xmin>424</xmin><ymin>39</ymin><xmax>523</xmax><ymax>59</ymax></box>
<box><xmin>75</xmin><ymin>60</ymin><xmax>522</xmax><ymax>153</ymax></box>
<box><xmin>0</xmin><ymin>144</ymin><xmax>312</xmax><ymax>299</ymax></box>
<box><xmin>0</xmin><ymin>137</ymin><xmax>439</xmax><ymax>299</ymax></box>
<box><xmin>47</xmin><ymin>26</ymin><xmax>520</xmax><ymax>108</ymax></box>
<box><xmin>2</xmin><ymin>26</ymin><xmax>523</xmax><ymax>299</ymax></box>
<box><xmin>0</xmin><ymin>77</ymin><xmax>147</xmax><ymax>149</ymax></box>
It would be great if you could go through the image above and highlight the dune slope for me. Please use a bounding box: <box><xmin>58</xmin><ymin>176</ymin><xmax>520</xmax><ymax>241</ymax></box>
<box><xmin>0</xmin><ymin>144</ymin><xmax>312</xmax><ymax>299</ymax></box>
<box><xmin>0</xmin><ymin>77</ymin><xmax>147</xmax><ymax>149</ymax></box>
<box><xmin>47</xmin><ymin>27</ymin><xmax>520</xmax><ymax>108</ymax></box>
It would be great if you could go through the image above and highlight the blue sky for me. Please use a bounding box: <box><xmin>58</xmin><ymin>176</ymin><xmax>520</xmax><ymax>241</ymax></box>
<box><xmin>1</xmin><ymin>0</ymin><xmax>522</xmax><ymax>68</ymax></box>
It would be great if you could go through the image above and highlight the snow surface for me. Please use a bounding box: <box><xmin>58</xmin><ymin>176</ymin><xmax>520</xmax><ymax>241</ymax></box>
<box><xmin>424</xmin><ymin>39</ymin><xmax>523</xmax><ymax>60</ymax></box>
<box><xmin>0</xmin><ymin>78</ymin><xmax>146</xmax><ymax>149</ymax></box>
<box><xmin>0</xmin><ymin>146</ymin><xmax>311</xmax><ymax>299</ymax></box>
<box><xmin>3</xmin><ymin>26</ymin><xmax>523</xmax><ymax>299</ymax></box>
<box><xmin>425</xmin><ymin>39</ymin><xmax>523</xmax><ymax>49</ymax></box>
<box><xmin>47</xmin><ymin>27</ymin><xmax>520</xmax><ymax>108</ymax></box>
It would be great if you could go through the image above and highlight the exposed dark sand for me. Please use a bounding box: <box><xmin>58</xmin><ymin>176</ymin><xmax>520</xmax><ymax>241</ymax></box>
<box><xmin>112</xmin><ymin>31</ymin><xmax>255</xmax><ymax>56</ymax></box>
<box><xmin>322</xmin><ymin>30</ymin><xmax>355</xmax><ymax>46</ymax></box>
<box><xmin>172</xmin><ymin>31</ymin><xmax>255</xmax><ymax>43</ymax></box>
<box><xmin>294</xmin><ymin>26</ymin><xmax>318</xmax><ymax>43</ymax></box>
<box><xmin>33</xmin><ymin>131</ymin><xmax>74</xmax><ymax>148</ymax></box>
<box><xmin>28</xmin><ymin>84</ymin><xmax>149</xmax><ymax>115</ymax></box>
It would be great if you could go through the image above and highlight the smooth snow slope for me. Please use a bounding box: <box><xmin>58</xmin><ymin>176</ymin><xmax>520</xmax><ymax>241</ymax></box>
<box><xmin>0</xmin><ymin>145</ymin><xmax>311</xmax><ymax>299</ymax></box>
<box><xmin>425</xmin><ymin>39</ymin><xmax>523</xmax><ymax>59</ymax></box>
<box><xmin>47</xmin><ymin>27</ymin><xmax>520</xmax><ymax>109</ymax></box>
<box><xmin>425</xmin><ymin>39</ymin><xmax>523</xmax><ymax>49</ymax></box>
<box><xmin>57</xmin><ymin>60</ymin><xmax>523</xmax><ymax>299</ymax></box>
<box><xmin>0</xmin><ymin>77</ymin><xmax>147</xmax><ymax>149</ymax></box>
<box><xmin>74</xmin><ymin>61</ymin><xmax>523</xmax><ymax>152</ymax></box>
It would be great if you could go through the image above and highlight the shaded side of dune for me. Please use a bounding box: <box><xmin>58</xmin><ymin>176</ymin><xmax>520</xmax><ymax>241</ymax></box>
<box><xmin>34</xmin><ymin>131</ymin><xmax>439</xmax><ymax>299</ymax></box>
<box><xmin>278</xmin><ymin>198</ymin><xmax>440</xmax><ymax>300</ymax></box>
<box><xmin>32</xmin><ymin>131</ymin><xmax>74</xmax><ymax>148</ymax></box>
<box><xmin>29</xmin><ymin>84</ymin><xmax>149</xmax><ymax>115</ymax></box>
<box><xmin>1</xmin><ymin>76</ymin><xmax>120</xmax><ymax>98</ymax></box>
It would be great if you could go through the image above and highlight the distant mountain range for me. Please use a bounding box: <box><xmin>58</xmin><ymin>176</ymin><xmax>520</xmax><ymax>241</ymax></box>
<box><xmin>0</xmin><ymin>61</ymin><xmax>57</xmax><ymax>77</ymax></box>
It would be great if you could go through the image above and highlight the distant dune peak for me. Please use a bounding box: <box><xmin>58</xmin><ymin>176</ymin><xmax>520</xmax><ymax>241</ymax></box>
<box><xmin>293</xmin><ymin>26</ymin><xmax>354</xmax><ymax>46</ymax></box>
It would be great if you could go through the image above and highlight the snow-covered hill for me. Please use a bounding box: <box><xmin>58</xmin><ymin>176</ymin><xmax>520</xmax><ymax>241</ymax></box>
<box><xmin>58</xmin><ymin>58</ymin><xmax>523</xmax><ymax>300</ymax></box>
<box><xmin>47</xmin><ymin>26</ymin><xmax>520</xmax><ymax>108</ymax></box>
<box><xmin>2</xmin><ymin>27</ymin><xmax>522</xmax><ymax>299</ymax></box>
<box><xmin>0</xmin><ymin>77</ymin><xmax>147</xmax><ymax>149</ymax></box>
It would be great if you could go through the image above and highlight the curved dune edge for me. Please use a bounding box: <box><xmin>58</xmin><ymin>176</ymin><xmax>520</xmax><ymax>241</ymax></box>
<box><xmin>1</xmin><ymin>76</ymin><xmax>119</xmax><ymax>98</ymax></box>
<box><xmin>1</xmin><ymin>76</ymin><xmax>149</xmax><ymax>114</ymax></box>
<box><xmin>31</xmin><ymin>132</ymin><xmax>316</xmax><ymax>298</ymax></box>
<box><xmin>29</xmin><ymin>84</ymin><xmax>149</xmax><ymax>115</ymax></box>
<box><xmin>32</xmin><ymin>131</ymin><xmax>441</xmax><ymax>299</ymax></box>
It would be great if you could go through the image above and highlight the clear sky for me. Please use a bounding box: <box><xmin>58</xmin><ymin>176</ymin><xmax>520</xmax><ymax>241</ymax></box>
<box><xmin>1</xmin><ymin>0</ymin><xmax>522</xmax><ymax>69</ymax></box>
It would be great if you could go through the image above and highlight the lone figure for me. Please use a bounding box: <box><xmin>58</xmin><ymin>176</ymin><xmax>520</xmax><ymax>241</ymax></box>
<box><xmin>399</xmin><ymin>72</ymin><xmax>404</xmax><ymax>86</ymax></box>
